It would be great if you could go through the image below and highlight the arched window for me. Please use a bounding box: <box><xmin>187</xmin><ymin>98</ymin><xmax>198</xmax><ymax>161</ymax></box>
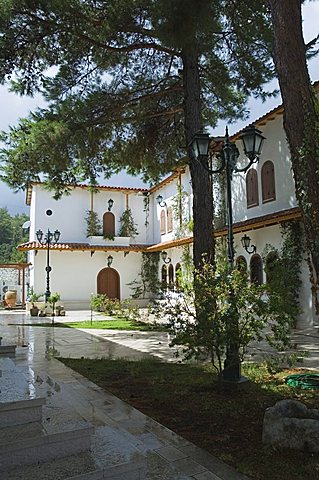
<box><xmin>160</xmin><ymin>210</ymin><xmax>166</xmax><ymax>235</ymax></box>
<box><xmin>103</xmin><ymin>212</ymin><xmax>115</xmax><ymax>237</ymax></box>
<box><xmin>236</xmin><ymin>256</ymin><xmax>247</xmax><ymax>273</ymax></box>
<box><xmin>161</xmin><ymin>265</ymin><xmax>167</xmax><ymax>288</ymax></box>
<box><xmin>175</xmin><ymin>262</ymin><xmax>181</xmax><ymax>290</ymax></box>
<box><xmin>261</xmin><ymin>160</ymin><xmax>276</xmax><ymax>203</ymax></box>
<box><xmin>167</xmin><ymin>207</ymin><xmax>173</xmax><ymax>233</ymax></box>
<box><xmin>265</xmin><ymin>251</ymin><xmax>279</xmax><ymax>284</ymax></box>
<box><xmin>246</xmin><ymin>169</ymin><xmax>259</xmax><ymax>208</ymax></box>
<box><xmin>168</xmin><ymin>264</ymin><xmax>174</xmax><ymax>289</ymax></box>
<box><xmin>250</xmin><ymin>254</ymin><xmax>263</xmax><ymax>285</ymax></box>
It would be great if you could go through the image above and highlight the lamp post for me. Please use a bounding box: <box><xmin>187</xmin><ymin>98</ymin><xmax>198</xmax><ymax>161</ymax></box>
<box><xmin>161</xmin><ymin>251</ymin><xmax>171</xmax><ymax>264</ymax></box>
<box><xmin>36</xmin><ymin>228</ymin><xmax>61</xmax><ymax>303</ymax></box>
<box><xmin>107</xmin><ymin>255</ymin><xmax>113</xmax><ymax>268</ymax></box>
<box><xmin>156</xmin><ymin>195</ymin><xmax>167</xmax><ymax>208</ymax></box>
<box><xmin>191</xmin><ymin>125</ymin><xmax>265</xmax><ymax>383</ymax></box>
<box><xmin>241</xmin><ymin>234</ymin><xmax>256</xmax><ymax>255</ymax></box>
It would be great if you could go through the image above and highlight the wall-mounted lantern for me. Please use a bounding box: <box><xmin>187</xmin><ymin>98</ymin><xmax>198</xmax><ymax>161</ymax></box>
<box><xmin>108</xmin><ymin>199</ymin><xmax>114</xmax><ymax>211</ymax></box>
<box><xmin>107</xmin><ymin>255</ymin><xmax>113</xmax><ymax>268</ymax></box>
<box><xmin>161</xmin><ymin>251</ymin><xmax>171</xmax><ymax>264</ymax></box>
<box><xmin>241</xmin><ymin>234</ymin><xmax>256</xmax><ymax>255</ymax></box>
<box><xmin>156</xmin><ymin>194</ymin><xmax>167</xmax><ymax>208</ymax></box>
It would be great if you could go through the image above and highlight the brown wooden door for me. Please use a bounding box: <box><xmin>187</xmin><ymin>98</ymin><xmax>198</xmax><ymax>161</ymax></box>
<box><xmin>97</xmin><ymin>267</ymin><xmax>120</xmax><ymax>299</ymax></box>
<box><xmin>103</xmin><ymin>212</ymin><xmax>115</xmax><ymax>236</ymax></box>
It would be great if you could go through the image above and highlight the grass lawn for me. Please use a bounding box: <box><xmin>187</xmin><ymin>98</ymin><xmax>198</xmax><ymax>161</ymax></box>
<box><xmin>59</xmin><ymin>357</ymin><xmax>319</xmax><ymax>480</ymax></box>
<box><xmin>24</xmin><ymin>318</ymin><xmax>169</xmax><ymax>331</ymax></box>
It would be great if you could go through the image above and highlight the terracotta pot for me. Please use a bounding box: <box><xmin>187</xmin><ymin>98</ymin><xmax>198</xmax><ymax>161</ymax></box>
<box><xmin>30</xmin><ymin>306</ymin><xmax>39</xmax><ymax>317</ymax></box>
<box><xmin>5</xmin><ymin>290</ymin><xmax>17</xmax><ymax>308</ymax></box>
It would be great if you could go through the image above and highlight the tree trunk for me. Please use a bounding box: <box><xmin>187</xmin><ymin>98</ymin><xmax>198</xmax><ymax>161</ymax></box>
<box><xmin>269</xmin><ymin>0</ymin><xmax>319</xmax><ymax>314</ymax></box>
<box><xmin>181</xmin><ymin>49</ymin><xmax>215</xmax><ymax>270</ymax></box>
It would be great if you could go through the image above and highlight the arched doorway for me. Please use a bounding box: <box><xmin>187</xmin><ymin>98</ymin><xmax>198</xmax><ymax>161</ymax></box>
<box><xmin>250</xmin><ymin>254</ymin><xmax>263</xmax><ymax>285</ymax></box>
<box><xmin>97</xmin><ymin>267</ymin><xmax>120</xmax><ymax>299</ymax></box>
<box><xmin>161</xmin><ymin>265</ymin><xmax>167</xmax><ymax>289</ymax></box>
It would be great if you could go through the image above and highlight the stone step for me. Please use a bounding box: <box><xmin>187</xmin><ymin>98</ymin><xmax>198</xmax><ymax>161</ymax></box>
<box><xmin>0</xmin><ymin>357</ymin><xmax>46</xmax><ymax>427</ymax></box>
<box><xmin>4</xmin><ymin>456</ymin><xmax>145</xmax><ymax>480</ymax></box>
<box><xmin>0</xmin><ymin>421</ymin><xmax>94</xmax><ymax>472</ymax></box>
<box><xmin>0</xmin><ymin>344</ymin><xmax>16</xmax><ymax>357</ymax></box>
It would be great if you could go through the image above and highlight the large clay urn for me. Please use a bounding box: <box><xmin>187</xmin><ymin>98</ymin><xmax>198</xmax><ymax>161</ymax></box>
<box><xmin>4</xmin><ymin>290</ymin><xmax>17</xmax><ymax>308</ymax></box>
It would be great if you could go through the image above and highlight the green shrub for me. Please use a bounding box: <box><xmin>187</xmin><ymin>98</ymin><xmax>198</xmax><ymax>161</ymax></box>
<box><xmin>91</xmin><ymin>295</ymin><xmax>139</xmax><ymax>320</ymax></box>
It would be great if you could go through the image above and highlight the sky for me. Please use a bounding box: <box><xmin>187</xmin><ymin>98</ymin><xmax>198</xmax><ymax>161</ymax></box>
<box><xmin>0</xmin><ymin>0</ymin><xmax>318</xmax><ymax>215</ymax></box>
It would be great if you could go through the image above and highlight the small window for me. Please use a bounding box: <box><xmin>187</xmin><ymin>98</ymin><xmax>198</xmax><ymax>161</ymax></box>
<box><xmin>103</xmin><ymin>212</ymin><xmax>115</xmax><ymax>236</ymax></box>
<box><xmin>168</xmin><ymin>264</ymin><xmax>174</xmax><ymax>289</ymax></box>
<box><xmin>175</xmin><ymin>262</ymin><xmax>181</xmax><ymax>290</ymax></box>
<box><xmin>167</xmin><ymin>207</ymin><xmax>173</xmax><ymax>233</ymax></box>
<box><xmin>236</xmin><ymin>256</ymin><xmax>247</xmax><ymax>273</ymax></box>
<box><xmin>160</xmin><ymin>210</ymin><xmax>166</xmax><ymax>235</ymax></box>
<box><xmin>250</xmin><ymin>254</ymin><xmax>263</xmax><ymax>285</ymax></box>
<box><xmin>246</xmin><ymin>169</ymin><xmax>259</xmax><ymax>208</ymax></box>
<box><xmin>161</xmin><ymin>265</ymin><xmax>167</xmax><ymax>288</ymax></box>
<box><xmin>261</xmin><ymin>160</ymin><xmax>276</xmax><ymax>203</ymax></box>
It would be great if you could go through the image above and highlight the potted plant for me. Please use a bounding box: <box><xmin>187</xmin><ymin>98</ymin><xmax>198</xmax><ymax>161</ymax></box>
<box><xmin>28</xmin><ymin>289</ymin><xmax>43</xmax><ymax>316</ymax></box>
<box><xmin>85</xmin><ymin>210</ymin><xmax>102</xmax><ymax>237</ymax></box>
<box><xmin>119</xmin><ymin>208</ymin><xmax>138</xmax><ymax>238</ymax></box>
<box><xmin>48</xmin><ymin>292</ymin><xmax>61</xmax><ymax>317</ymax></box>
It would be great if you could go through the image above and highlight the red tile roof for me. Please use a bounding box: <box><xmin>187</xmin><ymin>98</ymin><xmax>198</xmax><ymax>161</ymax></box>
<box><xmin>17</xmin><ymin>242</ymin><xmax>149</xmax><ymax>252</ymax></box>
<box><xmin>146</xmin><ymin>207</ymin><xmax>302</xmax><ymax>252</ymax></box>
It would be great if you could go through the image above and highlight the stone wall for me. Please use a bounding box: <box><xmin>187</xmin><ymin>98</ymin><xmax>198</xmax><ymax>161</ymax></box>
<box><xmin>0</xmin><ymin>268</ymin><xmax>29</xmax><ymax>304</ymax></box>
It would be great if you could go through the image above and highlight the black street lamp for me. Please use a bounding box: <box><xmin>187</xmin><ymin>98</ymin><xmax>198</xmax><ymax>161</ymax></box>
<box><xmin>241</xmin><ymin>234</ymin><xmax>256</xmax><ymax>255</ymax></box>
<box><xmin>36</xmin><ymin>228</ymin><xmax>61</xmax><ymax>303</ymax></box>
<box><xmin>161</xmin><ymin>251</ymin><xmax>171</xmax><ymax>264</ymax></box>
<box><xmin>107</xmin><ymin>255</ymin><xmax>113</xmax><ymax>268</ymax></box>
<box><xmin>156</xmin><ymin>194</ymin><xmax>167</xmax><ymax>208</ymax></box>
<box><xmin>191</xmin><ymin>125</ymin><xmax>265</xmax><ymax>383</ymax></box>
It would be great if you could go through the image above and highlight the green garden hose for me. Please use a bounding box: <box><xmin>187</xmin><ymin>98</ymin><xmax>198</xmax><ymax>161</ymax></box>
<box><xmin>285</xmin><ymin>373</ymin><xmax>319</xmax><ymax>389</ymax></box>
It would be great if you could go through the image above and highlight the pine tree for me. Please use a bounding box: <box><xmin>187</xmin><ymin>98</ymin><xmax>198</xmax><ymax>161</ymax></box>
<box><xmin>269</xmin><ymin>0</ymin><xmax>319</xmax><ymax>313</ymax></box>
<box><xmin>0</xmin><ymin>0</ymin><xmax>274</xmax><ymax>269</ymax></box>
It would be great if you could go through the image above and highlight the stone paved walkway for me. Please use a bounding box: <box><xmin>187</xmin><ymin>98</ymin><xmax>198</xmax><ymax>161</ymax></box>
<box><xmin>0</xmin><ymin>309</ymin><xmax>318</xmax><ymax>479</ymax></box>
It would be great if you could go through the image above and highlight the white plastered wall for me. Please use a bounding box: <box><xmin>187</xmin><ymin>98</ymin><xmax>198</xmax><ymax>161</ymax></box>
<box><xmin>32</xmin><ymin>249</ymin><xmax>143</xmax><ymax>309</ymax></box>
<box><xmin>232</xmin><ymin>115</ymin><xmax>297</xmax><ymax>223</ymax></box>
<box><xmin>234</xmin><ymin>225</ymin><xmax>314</xmax><ymax>329</ymax></box>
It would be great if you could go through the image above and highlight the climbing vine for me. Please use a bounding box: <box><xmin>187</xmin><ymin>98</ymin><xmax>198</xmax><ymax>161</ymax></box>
<box><xmin>263</xmin><ymin>220</ymin><xmax>303</xmax><ymax>328</ymax></box>
<box><xmin>143</xmin><ymin>194</ymin><xmax>150</xmax><ymax>228</ymax></box>
<box><xmin>171</xmin><ymin>183</ymin><xmax>192</xmax><ymax>239</ymax></box>
<box><xmin>178</xmin><ymin>245</ymin><xmax>193</xmax><ymax>288</ymax></box>
<box><xmin>129</xmin><ymin>252</ymin><xmax>161</xmax><ymax>299</ymax></box>
<box><xmin>297</xmin><ymin>98</ymin><xmax>319</xmax><ymax>314</ymax></box>
<box><xmin>212</xmin><ymin>170</ymin><xmax>227</xmax><ymax>230</ymax></box>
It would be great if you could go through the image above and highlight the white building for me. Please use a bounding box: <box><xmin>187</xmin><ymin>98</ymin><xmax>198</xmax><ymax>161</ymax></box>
<box><xmin>19</xmin><ymin>99</ymin><xmax>318</xmax><ymax>329</ymax></box>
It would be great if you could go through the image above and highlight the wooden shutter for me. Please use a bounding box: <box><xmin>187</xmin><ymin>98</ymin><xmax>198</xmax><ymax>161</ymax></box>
<box><xmin>246</xmin><ymin>169</ymin><xmax>259</xmax><ymax>208</ymax></box>
<box><xmin>261</xmin><ymin>161</ymin><xmax>276</xmax><ymax>203</ymax></box>
<box><xmin>160</xmin><ymin>210</ymin><xmax>166</xmax><ymax>234</ymax></box>
<box><xmin>167</xmin><ymin>207</ymin><xmax>173</xmax><ymax>233</ymax></box>
<box><xmin>168</xmin><ymin>264</ymin><xmax>174</xmax><ymax>288</ymax></box>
